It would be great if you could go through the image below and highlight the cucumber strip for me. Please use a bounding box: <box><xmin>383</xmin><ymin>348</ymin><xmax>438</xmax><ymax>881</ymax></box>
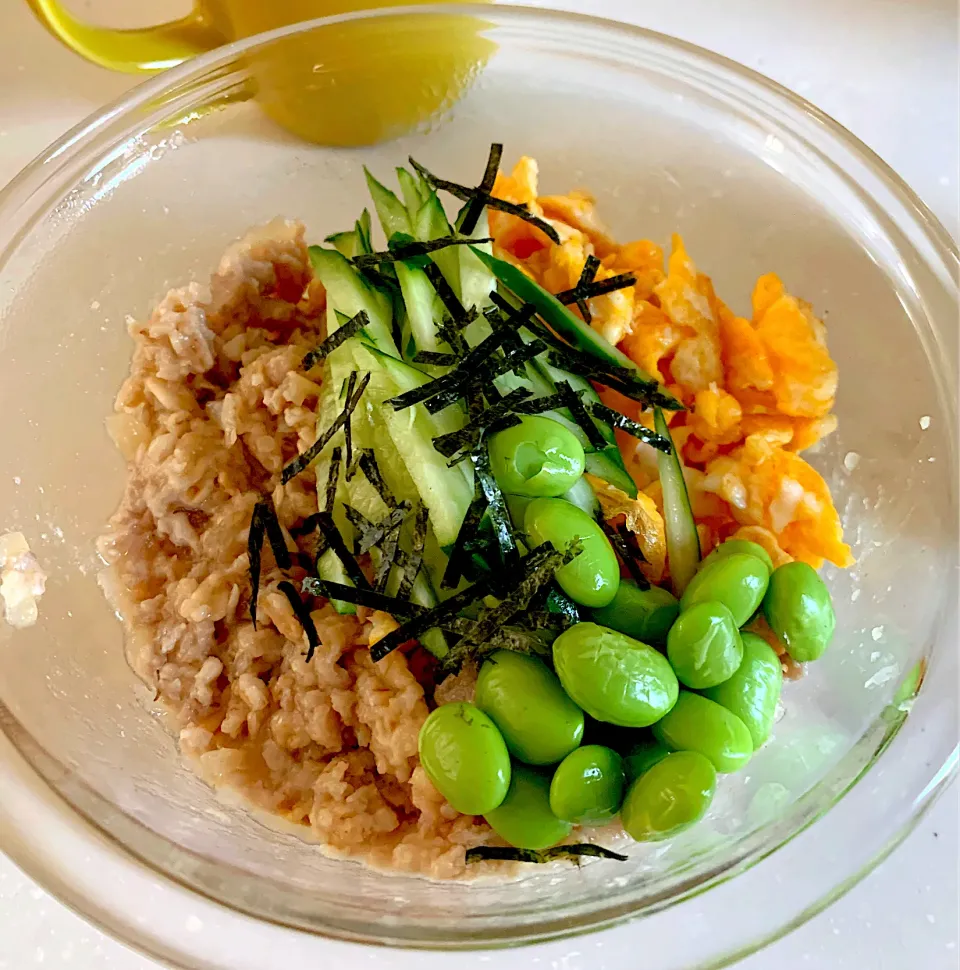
<box><xmin>325</xmin><ymin>229</ymin><xmax>362</xmax><ymax>259</ymax></box>
<box><xmin>317</xmin><ymin>548</ymin><xmax>357</xmax><ymax>615</ymax></box>
<box><xmin>355</xmin><ymin>209</ymin><xmax>374</xmax><ymax>255</ymax></box>
<box><xmin>472</xmin><ymin>248</ymin><xmax>682</xmax><ymax>410</ymax></box>
<box><xmin>561</xmin><ymin>475</ymin><xmax>601</xmax><ymax>518</ymax></box>
<box><xmin>395</xmin><ymin>261</ymin><xmax>442</xmax><ymax>356</ymax></box>
<box><xmin>584</xmin><ymin>451</ymin><xmax>638</xmax><ymax>498</ymax></box>
<box><xmin>654</xmin><ymin>407</ymin><xmax>700</xmax><ymax>595</ymax></box>
<box><xmin>457</xmin><ymin>209</ymin><xmax>496</xmax><ymax>311</ymax></box>
<box><xmin>414</xmin><ymin>189</ymin><xmax>460</xmax><ymax>293</ymax></box>
<box><xmin>396</xmin><ymin>167</ymin><xmax>427</xmax><ymax>220</ymax></box>
<box><xmin>354</xmin><ymin>343</ymin><xmax>473</xmax><ymax>547</ymax></box>
<box><xmin>308</xmin><ymin>246</ymin><xmax>396</xmax><ymax>354</ymax></box>
<box><xmin>364</xmin><ymin>168</ymin><xmax>412</xmax><ymax>239</ymax></box>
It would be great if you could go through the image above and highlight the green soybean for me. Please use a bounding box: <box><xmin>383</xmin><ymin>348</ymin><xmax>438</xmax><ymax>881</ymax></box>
<box><xmin>666</xmin><ymin>600</ymin><xmax>743</xmax><ymax>689</ymax></box>
<box><xmin>623</xmin><ymin>738</ymin><xmax>671</xmax><ymax>784</ymax></box>
<box><xmin>553</xmin><ymin>622</ymin><xmax>679</xmax><ymax>727</ymax></box>
<box><xmin>681</xmin><ymin>552</ymin><xmax>770</xmax><ymax>626</ymax></box>
<box><xmin>702</xmin><ymin>539</ymin><xmax>774</xmax><ymax>575</ymax></box>
<box><xmin>524</xmin><ymin>498</ymin><xmax>620</xmax><ymax>608</ymax></box>
<box><xmin>762</xmin><ymin>561</ymin><xmax>836</xmax><ymax>662</ymax></box>
<box><xmin>702</xmin><ymin>631</ymin><xmax>783</xmax><ymax>748</ymax></box>
<box><xmin>488</xmin><ymin>416</ymin><xmax>585</xmax><ymax>497</ymax></box>
<box><xmin>621</xmin><ymin>751</ymin><xmax>717</xmax><ymax>842</ymax></box>
<box><xmin>418</xmin><ymin>702</ymin><xmax>510</xmax><ymax>815</ymax></box>
<box><xmin>591</xmin><ymin>581</ymin><xmax>679</xmax><ymax>643</ymax></box>
<box><xmin>484</xmin><ymin>764</ymin><xmax>572</xmax><ymax>850</ymax></box>
<box><xmin>475</xmin><ymin>650</ymin><xmax>584</xmax><ymax>766</ymax></box>
<box><xmin>652</xmin><ymin>692</ymin><xmax>753</xmax><ymax>773</ymax></box>
<box><xmin>549</xmin><ymin>745</ymin><xmax>625</xmax><ymax>824</ymax></box>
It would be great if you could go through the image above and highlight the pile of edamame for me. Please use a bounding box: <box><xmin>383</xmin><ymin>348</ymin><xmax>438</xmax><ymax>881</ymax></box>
<box><xmin>418</xmin><ymin>416</ymin><xmax>837</xmax><ymax>854</ymax></box>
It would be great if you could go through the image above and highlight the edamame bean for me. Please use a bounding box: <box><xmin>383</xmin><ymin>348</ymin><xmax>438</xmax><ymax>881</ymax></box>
<box><xmin>620</xmin><ymin>751</ymin><xmax>717</xmax><ymax>842</ymax></box>
<box><xmin>652</xmin><ymin>692</ymin><xmax>753</xmax><ymax>773</ymax></box>
<box><xmin>762</xmin><ymin>561</ymin><xmax>836</xmax><ymax>662</ymax></box>
<box><xmin>553</xmin><ymin>622</ymin><xmax>679</xmax><ymax>727</ymax></box>
<box><xmin>484</xmin><ymin>764</ymin><xmax>572</xmax><ymax>850</ymax></box>
<box><xmin>702</xmin><ymin>539</ymin><xmax>774</xmax><ymax>575</ymax></box>
<box><xmin>549</xmin><ymin>745</ymin><xmax>625</xmax><ymax>824</ymax></box>
<box><xmin>666</xmin><ymin>600</ymin><xmax>744</xmax><ymax>689</ymax></box>
<box><xmin>681</xmin><ymin>553</ymin><xmax>770</xmax><ymax>626</ymax></box>
<box><xmin>475</xmin><ymin>650</ymin><xmax>584</xmax><ymax>766</ymax></box>
<box><xmin>489</xmin><ymin>416</ymin><xmax>585</xmax><ymax>497</ymax></box>
<box><xmin>591</xmin><ymin>581</ymin><xmax>679</xmax><ymax>643</ymax></box>
<box><xmin>524</xmin><ymin>499</ymin><xmax>620</xmax><ymax>608</ymax></box>
<box><xmin>418</xmin><ymin>702</ymin><xmax>510</xmax><ymax>815</ymax></box>
<box><xmin>702</xmin><ymin>631</ymin><xmax>783</xmax><ymax>747</ymax></box>
<box><xmin>623</xmin><ymin>738</ymin><xmax>670</xmax><ymax>783</ymax></box>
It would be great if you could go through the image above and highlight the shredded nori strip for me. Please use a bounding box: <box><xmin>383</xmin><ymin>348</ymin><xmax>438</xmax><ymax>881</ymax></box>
<box><xmin>431</xmin><ymin>387</ymin><xmax>533</xmax><ymax>460</ymax></box>
<box><xmin>587</xmin><ymin>402</ymin><xmax>671</xmax><ymax>453</ymax></box>
<box><xmin>396</xmin><ymin>503</ymin><xmax>428</xmax><ymax>601</ymax></box>
<box><xmin>458</xmin><ymin>142</ymin><xmax>502</xmax><ymax>236</ymax></box>
<box><xmin>349</xmin><ymin>502</ymin><xmax>411</xmax><ymax>556</ymax></box>
<box><xmin>341</xmin><ymin>371</ymin><xmax>358</xmax><ymax>475</ymax></box>
<box><xmin>321</xmin><ymin>446</ymin><xmax>343</xmax><ymax>513</ymax></box>
<box><xmin>312</xmin><ymin>510</ymin><xmax>371</xmax><ymax>590</ymax></box>
<box><xmin>422</xmin><ymin>260</ymin><xmax>471</xmax><ymax>326</ymax></box>
<box><xmin>410</xmin><ymin>153</ymin><xmax>561</xmax><ymax>245</ymax></box>
<box><xmin>300</xmin><ymin>310</ymin><xmax>369</xmax><ymax>372</ymax></box>
<box><xmin>277</xmin><ymin>580</ymin><xmax>322</xmax><ymax>662</ymax></box>
<box><xmin>247</xmin><ymin>503</ymin><xmax>266</xmax><ymax>629</ymax></box>
<box><xmin>510</xmin><ymin>391</ymin><xmax>574</xmax><ymax>416</ymax></box>
<box><xmin>544</xmin><ymin>349</ymin><xmax>676</xmax><ymax>410</ymax></box>
<box><xmin>442</xmin><ymin>543</ymin><xmax>573</xmax><ymax>668</ymax></box>
<box><xmin>545</xmin><ymin>586</ymin><xmax>582</xmax><ymax>624</ymax></box>
<box><xmin>257</xmin><ymin>497</ymin><xmax>292</xmax><ymax>572</ymax></box>
<box><xmin>436</xmin><ymin>319</ymin><xmax>469</xmax><ymax>356</ymax></box>
<box><xmin>553</xmin><ymin>256</ymin><xmax>637</xmax><ymax>324</ymax></box>
<box><xmin>281</xmin><ymin>373</ymin><xmax>370</xmax><ymax>484</ymax></box>
<box><xmin>413</xmin><ymin>350</ymin><xmax>459</xmax><ymax>367</ymax></box>
<box><xmin>441</xmin><ymin>476</ymin><xmax>488</xmax><ymax>590</ymax></box>
<box><xmin>356</xmin><ymin>449</ymin><xmax>397</xmax><ymax>508</ymax></box>
<box><xmin>301</xmin><ymin>578</ymin><xmax>428</xmax><ymax>617</ymax></box>
<box><xmin>369</xmin><ymin>573</ymin><xmax>497</xmax><ymax>661</ymax></box>
<box><xmin>554</xmin><ymin>380</ymin><xmax>607</xmax><ymax>450</ymax></box>
<box><xmin>386</xmin><ymin>305</ymin><xmax>535</xmax><ymax>413</ymax></box>
<box><xmin>472</xmin><ymin>445</ymin><xmax>518</xmax><ymax>574</ymax></box>
<box><xmin>353</xmin><ymin>236</ymin><xmax>491</xmax><ymax>269</ymax></box>
<box><xmin>600</xmin><ymin>518</ymin><xmax>649</xmax><ymax>588</ymax></box>
<box><xmin>465</xmin><ymin>844</ymin><xmax>628</xmax><ymax>865</ymax></box>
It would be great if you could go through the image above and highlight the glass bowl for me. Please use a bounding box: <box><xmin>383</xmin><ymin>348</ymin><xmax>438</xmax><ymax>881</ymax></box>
<box><xmin>0</xmin><ymin>6</ymin><xmax>956</xmax><ymax>969</ymax></box>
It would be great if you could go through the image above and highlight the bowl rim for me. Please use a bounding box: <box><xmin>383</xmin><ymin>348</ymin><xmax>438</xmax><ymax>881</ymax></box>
<box><xmin>0</xmin><ymin>4</ymin><xmax>957</xmax><ymax>966</ymax></box>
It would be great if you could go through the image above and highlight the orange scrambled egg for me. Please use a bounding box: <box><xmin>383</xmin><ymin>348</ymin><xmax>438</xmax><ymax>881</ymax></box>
<box><xmin>489</xmin><ymin>157</ymin><xmax>853</xmax><ymax>574</ymax></box>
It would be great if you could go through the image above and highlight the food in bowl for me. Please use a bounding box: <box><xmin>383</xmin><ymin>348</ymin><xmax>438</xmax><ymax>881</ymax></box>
<box><xmin>97</xmin><ymin>145</ymin><xmax>850</xmax><ymax>878</ymax></box>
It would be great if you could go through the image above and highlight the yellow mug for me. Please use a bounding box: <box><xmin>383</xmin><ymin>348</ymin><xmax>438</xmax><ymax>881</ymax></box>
<box><xmin>26</xmin><ymin>0</ymin><xmax>494</xmax><ymax>145</ymax></box>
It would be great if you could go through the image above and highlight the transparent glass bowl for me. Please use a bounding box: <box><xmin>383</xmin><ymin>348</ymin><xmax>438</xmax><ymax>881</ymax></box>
<box><xmin>0</xmin><ymin>6</ymin><xmax>956</xmax><ymax>969</ymax></box>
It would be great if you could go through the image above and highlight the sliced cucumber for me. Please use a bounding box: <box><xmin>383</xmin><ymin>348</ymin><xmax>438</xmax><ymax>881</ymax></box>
<box><xmin>473</xmin><ymin>247</ymin><xmax>682</xmax><ymax>410</ymax></box>
<box><xmin>325</xmin><ymin>229</ymin><xmax>362</xmax><ymax>259</ymax></box>
<box><xmin>396</xmin><ymin>167</ymin><xmax>427</xmax><ymax>220</ymax></box>
<box><xmin>654</xmin><ymin>407</ymin><xmax>700</xmax><ymax>595</ymax></box>
<box><xmin>414</xmin><ymin>189</ymin><xmax>460</xmax><ymax>293</ymax></box>
<box><xmin>316</xmin><ymin>549</ymin><xmax>357</xmax><ymax>615</ymax></box>
<box><xmin>355</xmin><ymin>209</ymin><xmax>373</xmax><ymax>255</ymax></box>
<box><xmin>364</xmin><ymin>168</ymin><xmax>412</xmax><ymax>239</ymax></box>
<box><xmin>354</xmin><ymin>343</ymin><xmax>473</xmax><ymax>547</ymax></box>
<box><xmin>457</xmin><ymin>209</ymin><xmax>495</xmax><ymax>311</ymax></box>
<box><xmin>561</xmin><ymin>475</ymin><xmax>601</xmax><ymax>518</ymax></box>
<box><xmin>308</xmin><ymin>246</ymin><xmax>396</xmax><ymax>354</ymax></box>
<box><xmin>395</xmin><ymin>261</ymin><xmax>442</xmax><ymax>356</ymax></box>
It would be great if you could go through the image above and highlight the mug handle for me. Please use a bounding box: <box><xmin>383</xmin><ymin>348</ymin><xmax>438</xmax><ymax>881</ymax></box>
<box><xmin>25</xmin><ymin>0</ymin><xmax>226</xmax><ymax>73</ymax></box>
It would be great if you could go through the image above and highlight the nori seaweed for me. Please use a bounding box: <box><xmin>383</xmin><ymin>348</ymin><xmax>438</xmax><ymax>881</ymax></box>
<box><xmin>554</xmin><ymin>380</ymin><xmax>607</xmax><ymax>450</ymax></box>
<box><xmin>587</xmin><ymin>402</ymin><xmax>671</xmax><ymax>453</ymax></box>
<box><xmin>431</xmin><ymin>387</ymin><xmax>532</xmax><ymax>460</ymax></box>
<box><xmin>413</xmin><ymin>350</ymin><xmax>459</xmax><ymax>367</ymax></box>
<box><xmin>277</xmin><ymin>580</ymin><xmax>322</xmax><ymax>662</ymax></box>
<box><xmin>409</xmin><ymin>151</ymin><xmax>561</xmax><ymax>245</ymax></box>
<box><xmin>301</xmin><ymin>578</ymin><xmax>428</xmax><ymax>617</ymax></box>
<box><xmin>422</xmin><ymin>260</ymin><xmax>471</xmax><ymax>326</ymax></box>
<box><xmin>440</xmin><ymin>475</ymin><xmax>488</xmax><ymax>590</ymax></box>
<box><xmin>281</xmin><ymin>373</ymin><xmax>370</xmax><ymax>484</ymax></box>
<box><xmin>472</xmin><ymin>445</ymin><xmax>519</xmax><ymax>574</ymax></box>
<box><xmin>313</xmin><ymin>511</ymin><xmax>371</xmax><ymax>590</ymax></box>
<box><xmin>457</xmin><ymin>142</ymin><xmax>502</xmax><ymax>236</ymax></box>
<box><xmin>300</xmin><ymin>310</ymin><xmax>369</xmax><ymax>372</ymax></box>
<box><xmin>247</xmin><ymin>502</ymin><xmax>266</xmax><ymax>629</ymax></box>
<box><xmin>553</xmin><ymin>256</ymin><xmax>637</xmax><ymax>324</ymax></box>
<box><xmin>353</xmin><ymin>235</ymin><xmax>491</xmax><ymax>269</ymax></box>
<box><xmin>356</xmin><ymin>449</ymin><xmax>397</xmax><ymax>508</ymax></box>
<box><xmin>465</xmin><ymin>844</ymin><xmax>628</xmax><ymax>865</ymax></box>
<box><xmin>395</xmin><ymin>502</ymin><xmax>428</xmax><ymax>601</ymax></box>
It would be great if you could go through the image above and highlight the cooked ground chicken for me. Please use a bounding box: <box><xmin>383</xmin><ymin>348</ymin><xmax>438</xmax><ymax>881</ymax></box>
<box><xmin>97</xmin><ymin>221</ymin><xmax>492</xmax><ymax>878</ymax></box>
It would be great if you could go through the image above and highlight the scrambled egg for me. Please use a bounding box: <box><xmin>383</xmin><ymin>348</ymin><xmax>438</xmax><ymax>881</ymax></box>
<box><xmin>490</xmin><ymin>158</ymin><xmax>853</xmax><ymax>571</ymax></box>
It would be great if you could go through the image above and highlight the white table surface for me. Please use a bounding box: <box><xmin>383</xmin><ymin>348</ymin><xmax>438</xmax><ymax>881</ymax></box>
<box><xmin>0</xmin><ymin>1</ymin><xmax>957</xmax><ymax>968</ymax></box>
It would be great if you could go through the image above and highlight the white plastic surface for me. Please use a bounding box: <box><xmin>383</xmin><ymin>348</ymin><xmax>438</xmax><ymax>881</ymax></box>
<box><xmin>0</xmin><ymin>0</ymin><xmax>956</xmax><ymax>968</ymax></box>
